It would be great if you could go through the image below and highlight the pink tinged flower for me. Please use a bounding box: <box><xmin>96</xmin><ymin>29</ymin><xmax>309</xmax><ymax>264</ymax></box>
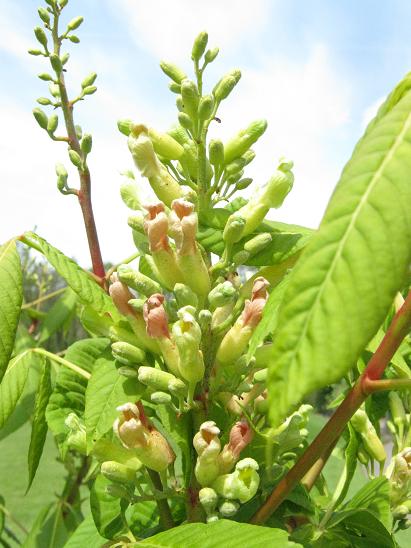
<box><xmin>241</xmin><ymin>276</ymin><xmax>270</xmax><ymax>328</ymax></box>
<box><xmin>109</xmin><ymin>273</ymin><xmax>135</xmax><ymax>316</ymax></box>
<box><xmin>143</xmin><ymin>202</ymin><xmax>170</xmax><ymax>252</ymax></box>
<box><xmin>143</xmin><ymin>293</ymin><xmax>170</xmax><ymax>339</ymax></box>
<box><xmin>169</xmin><ymin>199</ymin><xmax>197</xmax><ymax>256</ymax></box>
<box><xmin>226</xmin><ymin>419</ymin><xmax>254</xmax><ymax>459</ymax></box>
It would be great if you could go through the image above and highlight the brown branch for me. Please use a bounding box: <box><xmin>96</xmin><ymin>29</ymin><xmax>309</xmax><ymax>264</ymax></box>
<box><xmin>250</xmin><ymin>290</ymin><xmax>411</xmax><ymax>525</ymax></box>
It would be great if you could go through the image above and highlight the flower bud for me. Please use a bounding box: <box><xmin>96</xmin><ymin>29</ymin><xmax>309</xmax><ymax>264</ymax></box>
<box><xmin>169</xmin><ymin>82</ymin><xmax>181</xmax><ymax>93</ymax></box>
<box><xmin>37</xmin><ymin>96</ymin><xmax>52</xmax><ymax>106</ymax></box>
<box><xmin>213</xmin><ymin>75</ymin><xmax>238</xmax><ymax>102</ymax></box>
<box><xmin>218</xmin><ymin>420</ymin><xmax>254</xmax><ymax>474</ymax></box>
<box><xmin>198</xmin><ymin>95</ymin><xmax>215</xmax><ymax>121</ymax></box>
<box><xmin>199</xmin><ymin>487</ymin><xmax>218</xmax><ymax>514</ymax></box>
<box><xmin>389</xmin><ymin>392</ymin><xmax>406</xmax><ymax>433</ymax></box>
<box><xmin>114</xmin><ymin>403</ymin><xmax>175</xmax><ymax>472</ymax></box>
<box><xmin>83</xmin><ymin>85</ymin><xmax>97</xmax><ymax>95</ymax></box>
<box><xmin>69</xmin><ymin>149</ymin><xmax>82</xmax><ymax>169</ymax></box>
<box><xmin>117</xmin><ymin>264</ymin><xmax>161</xmax><ymax>296</ymax></box>
<box><xmin>118</xmin><ymin>366</ymin><xmax>138</xmax><ymax>378</ymax></box>
<box><xmin>105</xmin><ymin>483</ymin><xmax>133</xmax><ymax>500</ymax></box>
<box><xmin>101</xmin><ymin>461</ymin><xmax>136</xmax><ymax>484</ymax></box>
<box><xmin>217</xmin><ymin>277</ymin><xmax>269</xmax><ymax>365</ymax></box>
<box><xmin>150</xmin><ymin>391</ymin><xmax>172</xmax><ymax>404</ymax></box>
<box><xmin>209</xmin><ymin>140</ymin><xmax>224</xmax><ymax>168</ymax></box>
<box><xmin>50</xmin><ymin>53</ymin><xmax>62</xmax><ymax>74</ymax></box>
<box><xmin>65</xmin><ymin>413</ymin><xmax>87</xmax><ymax>454</ymax></box>
<box><xmin>223</xmin><ymin>216</ymin><xmax>246</xmax><ymax>245</ymax></box>
<box><xmin>128</xmin><ymin>133</ymin><xmax>183</xmax><ymax>206</ymax></box>
<box><xmin>198</xmin><ymin>309</ymin><xmax>212</xmax><ymax>331</ymax></box>
<box><xmin>118</xmin><ymin>118</ymin><xmax>133</xmax><ymax>136</ymax></box>
<box><xmin>208</xmin><ymin>281</ymin><xmax>237</xmax><ymax>311</ymax></box>
<box><xmin>68</xmin><ymin>35</ymin><xmax>80</xmax><ymax>44</ymax></box>
<box><xmin>244</xmin><ymin>233</ymin><xmax>272</xmax><ymax>256</ymax></box>
<box><xmin>174</xmin><ymin>283</ymin><xmax>198</xmax><ymax>309</ymax></box>
<box><xmin>109</xmin><ymin>273</ymin><xmax>135</xmax><ymax>317</ymax></box>
<box><xmin>178</xmin><ymin>111</ymin><xmax>194</xmax><ymax>132</ymax></box>
<box><xmin>33</xmin><ymin>108</ymin><xmax>48</xmax><ymax>130</ymax></box>
<box><xmin>232</xmin><ymin>250</ymin><xmax>250</xmax><ymax>266</ymax></box>
<box><xmin>38</xmin><ymin>72</ymin><xmax>53</xmax><ymax>81</ymax></box>
<box><xmin>205</xmin><ymin>47</ymin><xmax>219</xmax><ymax>63</ymax></box>
<box><xmin>351</xmin><ymin>409</ymin><xmax>386</xmax><ymax>463</ymax></box>
<box><xmin>224</xmin><ymin>120</ymin><xmax>267</xmax><ymax>164</ymax></box>
<box><xmin>38</xmin><ymin>7</ymin><xmax>50</xmax><ymax>24</ymax></box>
<box><xmin>138</xmin><ymin>366</ymin><xmax>185</xmax><ymax>395</ymax></box>
<box><xmin>181</xmin><ymin>80</ymin><xmax>199</xmax><ymax>120</ymax></box>
<box><xmin>29</xmin><ymin>49</ymin><xmax>43</xmax><ymax>56</ymax></box>
<box><xmin>34</xmin><ymin>26</ymin><xmax>48</xmax><ymax>49</ymax></box>
<box><xmin>219</xmin><ymin>500</ymin><xmax>239</xmax><ymax>517</ymax></box>
<box><xmin>260</xmin><ymin>157</ymin><xmax>294</xmax><ymax>208</ymax></box>
<box><xmin>67</xmin><ymin>16</ymin><xmax>84</xmax><ymax>31</ymax></box>
<box><xmin>81</xmin><ymin>72</ymin><xmax>97</xmax><ymax>88</ymax></box>
<box><xmin>225</xmin><ymin>157</ymin><xmax>247</xmax><ymax>176</ymax></box>
<box><xmin>81</xmin><ymin>133</ymin><xmax>92</xmax><ymax>155</ymax></box>
<box><xmin>160</xmin><ymin>61</ymin><xmax>187</xmax><ymax>84</ymax></box>
<box><xmin>242</xmin><ymin>150</ymin><xmax>256</xmax><ymax>166</ymax></box>
<box><xmin>192</xmin><ymin>31</ymin><xmax>208</xmax><ymax>62</ymax></box>
<box><xmin>147</xmin><ymin>127</ymin><xmax>184</xmax><ymax>160</ymax></box>
<box><xmin>111</xmin><ymin>341</ymin><xmax>146</xmax><ymax>366</ymax></box>
<box><xmin>253</xmin><ymin>369</ymin><xmax>267</xmax><ymax>383</ymax></box>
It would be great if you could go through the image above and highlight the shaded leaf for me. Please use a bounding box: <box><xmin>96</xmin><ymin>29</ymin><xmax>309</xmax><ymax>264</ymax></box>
<box><xmin>0</xmin><ymin>240</ymin><xmax>23</xmax><ymax>382</ymax></box>
<box><xmin>90</xmin><ymin>474</ymin><xmax>128</xmax><ymax>540</ymax></box>
<box><xmin>37</xmin><ymin>289</ymin><xmax>77</xmax><ymax>345</ymax></box>
<box><xmin>268</xmin><ymin>82</ymin><xmax>411</xmax><ymax>426</ymax></box>
<box><xmin>63</xmin><ymin>514</ymin><xmax>105</xmax><ymax>548</ymax></box>
<box><xmin>0</xmin><ymin>351</ymin><xmax>42</xmax><ymax>429</ymax></box>
<box><xmin>21</xmin><ymin>232</ymin><xmax>118</xmax><ymax>318</ymax></box>
<box><xmin>46</xmin><ymin>338</ymin><xmax>110</xmax><ymax>451</ymax></box>
<box><xmin>85</xmin><ymin>357</ymin><xmax>143</xmax><ymax>452</ymax></box>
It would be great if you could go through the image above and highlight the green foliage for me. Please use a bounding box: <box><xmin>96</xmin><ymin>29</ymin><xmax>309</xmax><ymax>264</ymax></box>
<box><xmin>0</xmin><ymin>240</ymin><xmax>23</xmax><ymax>382</ymax></box>
<box><xmin>268</xmin><ymin>86</ymin><xmax>411</xmax><ymax>426</ymax></box>
<box><xmin>21</xmin><ymin>232</ymin><xmax>118</xmax><ymax>318</ymax></box>
<box><xmin>90</xmin><ymin>474</ymin><xmax>129</xmax><ymax>539</ymax></box>
<box><xmin>27</xmin><ymin>359</ymin><xmax>52</xmax><ymax>490</ymax></box>
<box><xmin>137</xmin><ymin>519</ymin><xmax>302</xmax><ymax>547</ymax></box>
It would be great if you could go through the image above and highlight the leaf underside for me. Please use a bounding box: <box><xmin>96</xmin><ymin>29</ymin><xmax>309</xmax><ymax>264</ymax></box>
<box><xmin>268</xmin><ymin>83</ymin><xmax>411</xmax><ymax>426</ymax></box>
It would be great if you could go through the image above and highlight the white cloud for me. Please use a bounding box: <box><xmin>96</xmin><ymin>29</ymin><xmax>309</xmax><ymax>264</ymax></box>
<box><xmin>209</xmin><ymin>44</ymin><xmax>351</xmax><ymax>228</ymax></box>
<box><xmin>112</xmin><ymin>0</ymin><xmax>271</xmax><ymax>61</ymax></box>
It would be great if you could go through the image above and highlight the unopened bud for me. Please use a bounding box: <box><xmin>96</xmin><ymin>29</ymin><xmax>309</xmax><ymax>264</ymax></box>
<box><xmin>105</xmin><ymin>483</ymin><xmax>132</xmax><ymax>500</ymax></box>
<box><xmin>150</xmin><ymin>391</ymin><xmax>172</xmax><ymax>404</ymax></box>
<box><xmin>33</xmin><ymin>108</ymin><xmax>48</xmax><ymax>130</ymax></box>
<box><xmin>199</xmin><ymin>487</ymin><xmax>218</xmax><ymax>514</ymax></box>
<box><xmin>169</xmin><ymin>82</ymin><xmax>181</xmax><ymax>94</ymax></box>
<box><xmin>34</xmin><ymin>26</ymin><xmax>48</xmax><ymax>48</ymax></box>
<box><xmin>205</xmin><ymin>47</ymin><xmax>219</xmax><ymax>63</ymax></box>
<box><xmin>101</xmin><ymin>461</ymin><xmax>136</xmax><ymax>484</ymax></box>
<box><xmin>117</xmin><ymin>264</ymin><xmax>162</xmax><ymax>296</ymax></box>
<box><xmin>118</xmin><ymin>118</ymin><xmax>133</xmax><ymax>136</ymax></box>
<box><xmin>224</xmin><ymin>120</ymin><xmax>267</xmax><ymax>164</ymax></box>
<box><xmin>148</xmin><ymin>127</ymin><xmax>184</xmax><ymax>160</ymax></box>
<box><xmin>37</xmin><ymin>96</ymin><xmax>52</xmax><ymax>106</ymax></box>
<box><xmin>225</xmin><ymin>157</ymin><xmax>247</xmax><ymax>175</ymax></box>
<box><xmin>213</xmin><ymin>75</ymin><xmax>238</xmax><ymax>102</ymax></box>
<box><xmin>242</xmin><ymin>150</ymin><xmax>256</xmax><ymax>166</ymax></box>
<box><xmin>178</xmin><ymin>111</ymin><xmax>194</xmax><ymax>132</ymax></box>
<box><xmin>111</xmin><ymin>341</ymin><xmax>146</xmax><ymax>365</ymax></box>
<box><xmin>50</xmin><ymin>53</ymin><xmax>62</xmax><ymax>74</ymax></box>
<box><xmin>83</xmin><ymin>85</ymin><xmax>97</xmax><ymax>96</ymax></box>
<box><xmin>38</xmin><ymin>72</ymin><xmax>53</xmax><ymax>81</ymax></box>
<box><xmin>81</xmin><ymin>133</ymin><xmax>92</xmax><ymax>155</ymax></box>
<box><xmin>198</xmin><ymin>309</ymin><xmax>212</xmax><ymax>331</ymax></box>
<box><xmin>244</xmin><ymin>233</ymin><xmax>272</xmax><ymax>255</ymax></box>
<box><xmin>138</xmin><ymin>366</ymin><xmax>186</xmax><ymax>395</ymax></box>
<box><xmin>232</xmin><ymin>250</ymin><xmax>250</xmax><ymax>265</ymax></box>
<box><xmin>219</xmin><ymin>500</ymin><xmax>239</xmax><ymax>517</ymax></box>
<box><xmin>160</xmin><ymin>61</ymin><xmax>187</xmax><ymax>84</ymax></box>
<box><xmin>209</xmin><ymin>140</ymin><xmax>224</xmax><ymax>168</ymax></box>
<box><xmin>223</xmin><ymin>216</ymin><xmax>246</xmax><ymax>244</ymax></box>
<box><xmin>38</xmin><ymin>8</ymin><xmax>50</xmax><ymax>24</ymax></box>
<box><xmin>28</xmin><ymin>49</ymin><xmax>43</xmax><ymax>56</ymax></box>
<box><xmin>67</xmin><ymin>16</ymin><xmax>84</xmax><ymax>31</ymax></box>
<box><xmin>192</xmin><ymin>31</ymin><xmax>208</xmax><ymax>62</ymax></box>
<box><xmin>47</xmin><ymin>114</ymin><xmax>58</xmax><ymax>133</ymax></box>
<box><xmin>81</xmin><ymin>72</ymin><xmax>97</xmax><ymax>88</ymax></box>
<box><xmin>208</xmin><ymin>281</ymin><xmax>236</xmax><ymax>310</ymax></box>
<box><xmin>174</xmin><ymin>283</ymin><xmax>198</xmax><ymax>309</ymax></box>
<box><xmin>198</xmin><ymin>95</ymin><xmax>215</xmax><ymax>120</ymax></box>
<box><xmin>68</xmin><ymin>149</ymin><xmax>82</xmax><ymax>168</ymax></box>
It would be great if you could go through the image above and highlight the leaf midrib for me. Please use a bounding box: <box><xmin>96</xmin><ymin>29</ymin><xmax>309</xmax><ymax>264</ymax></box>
<box><xmin>277</xmin><ymin>104</ymin><xmax>411</xmax><ymax>379</ymax></box>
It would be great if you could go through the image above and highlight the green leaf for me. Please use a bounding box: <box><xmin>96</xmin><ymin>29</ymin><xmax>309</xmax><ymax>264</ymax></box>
<box><xmin>137</xmin><ymin>520</ymin><xmax>301</xmax><ymax>547</ymax></box>
<box><xmin>85</xmin><ymin>357</ymin><xmax>143</xmax><ymax>452</ymax></box>
<box><xmin>46</xmin><ymin>338</ymin><xmax>110</xmax><ymax>451</ymax></box>
<box><xmin>247</xmin><ymin>273</ymin><xmax>290</xmax><ymax>362</ymax></box>
<box><xmin>21</xmin><ymin>503</ymin><xmax>53</xmax><ymax>548</ymax></box>
<box><xmin>120</xmin><ymin>181</ymin><xmax>141</xmax><ymax>210</ymax></box>
<box><xmin>0</xmin><ymin>240</ymin><xmax>23</xmax><ymax>382</ymax></box>
<box><xmin>327</xmin><ymin>510</ymin><xmax>394</xmax><ymax>547</ymax></box>
<box><xmin>0</xmin><ymin>351</ymin><xmax>42</xmax><ymax>429</ymax></box>
<box><xmin>268</xmin><ymin>82</ymin><xmax>411</xmax><ymax>426</ymax></box>
<box><xmin>90</xmin><ymin>474</ymin><xmax>128</xmax><ymax>540</ymax></box>
<box><xmin>343</xmin><ymin>476</ymin><xmax>391</xmax><ymax>530</ymax></box>
<box><xmin>37</xmin><ymin>289</ymin><xmax>77</xmax><ymax>345</ymax></box>
<box><xmin>63</xmin><ymin>514</ymin><xmax>106</xmax><ymax>547</ymax></box>
<box><xmin>21</xmin><ymin>232</ymin><xmax>118</xmax><ymax>319</ymax></box>
<box><xmin>128</xmin><ymin>501</ymin><xmax>159</xmax><ymax>538</ymax></box>
<box><xmin>27</xmin><ymin>359</ymin><xmax>52</xmax><ymax>491</ymax></box>
<box><xmin>331</xmin><ymin>424</ymin><xmax>360</xmax><ymax>510</ymax></box>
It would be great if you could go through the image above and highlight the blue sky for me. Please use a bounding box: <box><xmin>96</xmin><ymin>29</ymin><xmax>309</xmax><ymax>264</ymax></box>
<box><xmin>1</xmin><ymin>0</ymin><xmax>411</xmax><ymax>267</ymax></box>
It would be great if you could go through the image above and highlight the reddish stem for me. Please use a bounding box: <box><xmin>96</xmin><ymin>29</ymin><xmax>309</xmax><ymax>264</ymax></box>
<box><xmin>250</xmin><ymin>291</ymin><xmax>411</xmax><ymax>525</ymax></box>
